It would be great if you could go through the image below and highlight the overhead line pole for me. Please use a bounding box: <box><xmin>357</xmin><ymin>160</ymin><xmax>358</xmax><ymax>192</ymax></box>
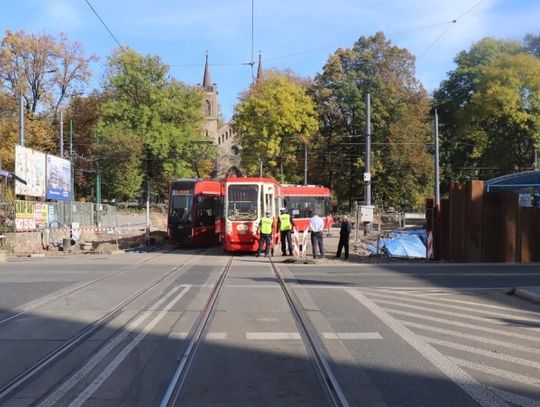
<box><xmin>364</xmin><ymin>93</ymin><xmax>372</xmax><ymax>234</ymax></box>
<box><xmin>434</xmin><ymin>109</ymin><xmax>440</xmax><ymax>207</ymax></box>
<box><xmin>18</xmin><ymin>92</ymin><xmax>25</xmax><ymax>146</ymax></box>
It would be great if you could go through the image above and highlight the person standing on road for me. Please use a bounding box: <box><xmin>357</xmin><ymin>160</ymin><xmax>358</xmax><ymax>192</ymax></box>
<box><xmin>335</xmin><ymin>215</ymin><xmax>352</xmax><ymax>259</ymax></box>
<box><xmin>256</xmin><ymin>210</ymin><xmax>274</xmax><ymax>257</ymax></box>
<box><xmin>308</xmin><ymin>210</ymin><xmax>325</xmax><ymax>259</ymax></box>
<box><xmin>277</xmin><ymin>207</ymin><xmax>295</xmax><ymax>256</ymax></box>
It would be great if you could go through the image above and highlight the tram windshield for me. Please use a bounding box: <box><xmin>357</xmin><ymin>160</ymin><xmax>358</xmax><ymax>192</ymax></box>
<box><xmin>286</xmin><ymin>196</ymin><xmax>329</xmax><ymax>219</ymax></box>
<box><xmin>227</xmin><ymin>184</ymin><xmax>259</xmax><ymax>221</ymax></box>
<box><xmin>170</xmin><ymin>191</ymin><xmax>192</xmax><ymax>222</ymax></box>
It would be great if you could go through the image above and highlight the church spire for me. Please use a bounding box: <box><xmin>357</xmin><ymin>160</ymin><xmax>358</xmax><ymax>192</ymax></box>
<box><xmin>203</xmin><ymin>52</ymin><xmax>212</xmax><ymax>88</ymax></box>
<box><xmin>256</xmin><ymin>52</ymin><xmax>263</xmax><ymax>83</ymax></box>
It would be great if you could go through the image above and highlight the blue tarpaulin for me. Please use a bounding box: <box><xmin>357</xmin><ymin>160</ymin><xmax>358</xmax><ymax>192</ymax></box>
<box><xmin>367</xmin><ymin>229</ymin><xmax>427</xmax><ymax>258</ymax></box>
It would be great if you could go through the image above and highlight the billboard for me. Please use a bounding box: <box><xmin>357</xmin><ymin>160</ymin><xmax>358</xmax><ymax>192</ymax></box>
<box><xmin>14</xmin><ymin>145</ymin><xmax>46</xmax><ymax>197</ymax></box>
<box><xmin>46</xmin><ymin>154</ymin><xmax>72</xmax><ymax>200</ymax></box>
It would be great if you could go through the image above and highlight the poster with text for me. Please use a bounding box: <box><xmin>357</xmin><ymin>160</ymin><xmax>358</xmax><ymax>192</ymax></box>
<box><xmin>14</xmin><ymin>145</ymin><xmax>46</xmax><ymax>197</ymax></box>
<box><xmin>46</xmin><ymin>154</ymin><xmax>72</xmax><ymax>200</ymax></box>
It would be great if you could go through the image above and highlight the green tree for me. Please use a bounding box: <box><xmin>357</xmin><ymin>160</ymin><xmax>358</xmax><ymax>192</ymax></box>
<box><xmin>458</xmin><ymin>53</ymin><xmax>540</xmax><ymax>173</ymax></box>
<box><xmin>97</xmin><ymin>48</ymin><xmax>208</xmax><ymax>200</ymax></box>
<box><xmin>311</xmin><ymin>32</ymin><xmax>432</xmax><ymax>210</ymax></box>
<box><xmin>433</xmin><ymin>38</ymin><xmax>525</xmax><ymax>183</ymax></box>
<box><xmin>232</xmin><ymin>70</ymin><xmax>319</xmax><ymax>183</ymax></box>
<box><xmin>525</xmin><ymin>33</ymin><xmax>540</xmax><ymax>58</ymax></box>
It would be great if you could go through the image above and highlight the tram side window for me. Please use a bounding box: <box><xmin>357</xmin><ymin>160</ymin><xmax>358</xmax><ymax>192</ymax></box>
<box><xmin>227</xmin><ymin>185</ymin><xmax>259</xmax><ymax>221</ymax></box>
<box><xmin>286</xmin><ymin>196</ymin><xmax>328</xmax><ymax>218</ymax></box>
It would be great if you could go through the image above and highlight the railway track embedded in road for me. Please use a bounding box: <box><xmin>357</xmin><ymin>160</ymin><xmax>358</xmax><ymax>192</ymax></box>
<box><xmin>269</xmin><ymin>257</ymin><xmax>351</xmax><ymax>407</ymax></box>
<box><xmin>0</xmin><ymin>250</ymin><xmax>203</xmax><ymax>403</ymax></box>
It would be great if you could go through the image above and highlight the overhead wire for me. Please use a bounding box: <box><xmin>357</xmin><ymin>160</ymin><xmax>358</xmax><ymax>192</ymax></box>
<box><xmin>83</xmin><ymin>0</ymin><xmax>125</xmax><ymax>51</ymax></box>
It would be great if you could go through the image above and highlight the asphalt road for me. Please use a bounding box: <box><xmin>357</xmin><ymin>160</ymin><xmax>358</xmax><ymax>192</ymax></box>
<box><xmin>0</xmin><ymin>251</ymin><xmax>539</xmax><ymax>406</ymax></box>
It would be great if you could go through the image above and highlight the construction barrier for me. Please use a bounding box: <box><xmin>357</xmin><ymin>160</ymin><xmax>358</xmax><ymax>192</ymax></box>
<box><xmin>426</xmin><ymin>230</ymin><xmax>434</xmax><ymax>260</ymax></box>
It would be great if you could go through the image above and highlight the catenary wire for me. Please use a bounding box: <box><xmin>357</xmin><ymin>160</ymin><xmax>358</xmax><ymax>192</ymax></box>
<box><xmin>83</xmin><ymin>0</ymin><xmax>125</xmax><ymax>51</ymax></box>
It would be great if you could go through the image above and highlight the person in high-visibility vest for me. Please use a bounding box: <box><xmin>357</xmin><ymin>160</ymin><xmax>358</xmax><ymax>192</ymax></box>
<box><xmin>256</xmin><ymin>210</ymin><xmax>274</xmax><ymax>257</ymax></box>
<box><xmin>277</xmin><ymin>207</ymin><xmax>295</xmax><ymax>256</ymax></box>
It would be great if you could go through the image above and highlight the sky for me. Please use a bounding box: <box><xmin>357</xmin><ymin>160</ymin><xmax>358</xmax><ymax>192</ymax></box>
<box><xmin>2</xmin><ymin>0</ymin><xmax>539</xmax><ymax>121</ymax></box>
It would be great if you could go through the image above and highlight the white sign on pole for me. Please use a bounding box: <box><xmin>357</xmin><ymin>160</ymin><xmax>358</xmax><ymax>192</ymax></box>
<box><xmin>360</xmin><ymin>205</ymin><xmax>374</xmax><ymax>223</ymax></box>
<box><xmin>14</xmin><ymin>145</ymin><xmax>46</xmax><ymax>197</ymax></box>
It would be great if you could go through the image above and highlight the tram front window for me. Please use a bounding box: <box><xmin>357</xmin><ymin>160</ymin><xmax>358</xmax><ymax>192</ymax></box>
<box><xmin>171</xmin><ymin>194</ymin><xmax>192</xmax><ymax>222</ymax></box>
<box><xmin>227</xmin><ymin>185</ymin><xmax>259</xmax><ymax>221</ymax></box>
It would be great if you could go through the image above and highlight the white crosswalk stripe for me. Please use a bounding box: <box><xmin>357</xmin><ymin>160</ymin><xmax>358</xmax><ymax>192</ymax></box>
<box><xmin>357</xmin><ymin>288</ymin><xmax>540</xmax><ymax>406</ymax></box>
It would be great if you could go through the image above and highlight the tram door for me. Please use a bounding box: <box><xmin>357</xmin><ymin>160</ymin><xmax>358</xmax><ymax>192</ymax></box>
<box><xmin>263</xmin><ymin>183</ymin><xmax>275</xmax><ymax>217</ymax></box>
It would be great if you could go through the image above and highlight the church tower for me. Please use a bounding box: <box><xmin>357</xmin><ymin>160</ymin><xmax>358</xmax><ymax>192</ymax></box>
<box><xmin>202</xmin><ymin>53</ymin><xmax>219</xmax><ymax>141</ymax></box>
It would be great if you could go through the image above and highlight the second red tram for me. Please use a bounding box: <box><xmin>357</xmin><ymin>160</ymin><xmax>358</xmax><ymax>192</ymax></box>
<box><xmin>221</xmin><ymin>177</ymin><xmax>282</xmax><ymax>252</ymax></box>
<box><xmin>282</xmin><ymin>184</ymin><xmax>333</xmax><ymax>232</ymax></box>
<box><xmin>167</xmin><ymin>179</ymin><xmax>221</xmax><ymax>246</ymax></box>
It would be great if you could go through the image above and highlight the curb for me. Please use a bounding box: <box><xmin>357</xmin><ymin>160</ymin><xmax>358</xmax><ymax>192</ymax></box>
<box><xmin>512</xmin><ymin>288</ymin><xmax>540</xmax><ymax>305</ymax></box>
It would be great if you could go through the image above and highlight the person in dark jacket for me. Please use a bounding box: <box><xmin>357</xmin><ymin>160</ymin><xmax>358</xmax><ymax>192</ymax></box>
<box><xmin>335</xmin><ymin>215</ymin><xmax>352</xmax><ymax>259</ymax></box>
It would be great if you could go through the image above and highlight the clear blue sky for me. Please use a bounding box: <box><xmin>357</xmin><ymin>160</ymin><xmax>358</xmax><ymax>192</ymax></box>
<box><xmin>2</xmin><ymin>0</ymin><xmax>539</xmax><ymax>121</ymax></box>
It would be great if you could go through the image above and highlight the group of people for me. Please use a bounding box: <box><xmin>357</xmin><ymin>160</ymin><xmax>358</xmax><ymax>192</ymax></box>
<box><xmin>256</xmin><ymin>208</ymin><xmax>352</xmax><ymax>260</ymax></box>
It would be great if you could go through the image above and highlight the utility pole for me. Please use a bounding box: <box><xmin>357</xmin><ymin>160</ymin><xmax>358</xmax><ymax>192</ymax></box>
<box><xmin>59</xmin><ymin>110</ymin><xmax>64</xmax><ymax>157</ymax></box>
<box><xmin>364</xmin><ymin>92</ymin><xmax>372</xmax><ymax>234</ymax></box>
<box><xmin>70</xmin><ymin>119</ymin><xmax>74</xmax><ymax>199</ymax></box>
<box><xmin>95</xmin><ymin>132</ymin><xmax>101</xmax><ymax>226</ymax></box>
<box><xmin>18</xmin><ymin>92</ymin><xmax>25</xmax><ymax>146</ymax></box>
<box><xmin>535</xmin><ymin>148</ymin><xmax>538</xmax><ymax>170</ymax></box>
<box><xmin>304</xmin><ymin>143</ymin><xmax>308</xmax><ymax>185</ymax></box>
<box><xmin>434</xmin><ymin>109</ymin><xmax>441</xmax><ymax>206</ymax></box>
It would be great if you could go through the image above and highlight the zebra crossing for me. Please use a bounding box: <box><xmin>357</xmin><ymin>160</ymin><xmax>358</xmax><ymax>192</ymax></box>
<box><xmin>349</xmin><ymin>287</ymin><xmax>540</xmax><ymax>407</ymax></box>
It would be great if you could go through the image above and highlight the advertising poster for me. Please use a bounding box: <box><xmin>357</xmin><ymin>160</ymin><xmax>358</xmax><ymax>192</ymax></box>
<box><xmin>15</xmin><ymin>200</ymin><xmax>36</xmax><ymax>231</ymax></box>
<box><xmin>46</xmin><ymin>154</ymin><xmax>72</xmax><ymax>201</ymax></box>
<box><xmin>14</xmin><ymin>145</ymin><xmax>46</xmax><ymax>197</ymax></box>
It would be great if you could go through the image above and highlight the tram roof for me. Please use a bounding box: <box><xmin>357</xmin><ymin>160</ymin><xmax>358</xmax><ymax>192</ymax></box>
<box><xmin>282</xmin><ymin>184</ymin><xmax>331</xmax><ymax>195</ymax></box>
<box><xmin>223</xmin><ymin>177</ymin><xmax>280</xmax><ymax>184</ymax></box>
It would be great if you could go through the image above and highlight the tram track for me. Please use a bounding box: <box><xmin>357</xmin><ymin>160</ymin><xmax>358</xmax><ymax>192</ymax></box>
<box><xmin>160</xmin><ymin>255</ymin><xmax>234</xmax><ymax>407</ymax></box>
<box><xmin>268</xmin><ymin>257</ymin><xmax>350</xmax><ymax>407</ymax></box>
<box><xmin>0</xmin><ymin>251</ymin><xmax>170</xmax><ymax>328</ymax></box>
<box><xmin>0</xmin><ymin>250</ymin><xmax>204</xmax><ymax>403</ymax></box>
<box><xmin>160</xmin><ymin>255</ymin><xmax>349</xmax><ymax>407</ymax></box>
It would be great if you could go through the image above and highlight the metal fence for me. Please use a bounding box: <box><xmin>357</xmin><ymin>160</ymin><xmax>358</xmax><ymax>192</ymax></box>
<box><xmin>51</xmin><ymin>202</ymin><xmax>117</xmax><ymax>227</ymax></box>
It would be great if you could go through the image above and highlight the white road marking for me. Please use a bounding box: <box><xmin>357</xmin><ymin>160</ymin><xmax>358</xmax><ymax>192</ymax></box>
<box><xmin>323</xmin><ymin>332</ymin><xmax>383</xmax><ymax>340</ymax></box>
<box><xmin>206</xmin><ymin>332</ymin><xmax>227</xmax><ymax>340</ymax></box>
<box><xmin>418</xmin><ymin>335</ymin><xmax>540</xmax><ymax>370</ymax></box>
<box><xmin>168</xmin><ymin>331</ymin><xmax>188</xmax><ymax>340</ymax></box>
<box><xmin>257</xmin><ymin>318</ymin><xmax>279</xmax><ymax>322</ymax></box>
<box><xmin>246</xmin><ymin>332</ymin><xmax>301</xmax><ymax>340</ymax></box>
<box><xmin>487</xmin><ymin>385</ymin><xmax>540</xmax><ymax>407</ymax></box>
<box><xmin>451</xmin><ymin>357</ymin><xmax>540</xmax><ymax>388</ymax></box>
<box><xmin>386</xmin><ymin>308</ymin><xmax>540</xmax><ymax>342</ymax></box>
<box><xmin>346</xmin><ymin>288</ymin><xmax>509</xmax><ymax>407</ymax></box>
<box><xmin>366</xmin><ymin>290</ymin><xmax>540</xmax><ymax>324</ymax></box>
<box><xmin>39</xmin><ymin>285</ymin><xmax>190</xmax><ymax>407</ymax></box>
<box><xmin>371</xmin><ymin>298</ymin><xmax>540</xmax><ymax>331</ymax></box>
<box><xmin>373</xmin><ymin>288</ymin><xmax>540</xmax><ymax>316</ymax></box>
<box><xmin>402</xmin><ymin>321</ymin><xmax>540</xmax><ymax>355</ymax></box>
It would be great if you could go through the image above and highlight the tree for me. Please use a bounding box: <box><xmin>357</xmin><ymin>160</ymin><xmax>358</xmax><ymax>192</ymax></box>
<box><xmin>433</xmin><ymin>38</ymin><xmax>525</xmax><ymax>183</ymax></box>
<box><xmin>0</xmin><ymin>30</ymin><xmax>95</xmax><ymax>115</ymax></box>
<box><xmin>311</xmin><ymin>32</ymin><xmax>432</xmax><ymax>210</ymax></box>
<box><xmin>457</xmin><ymin>53</ymin><xmax>540</xmax><ymax>174</ymax></box>
<box><xmin>97</xmin><ymin>48</ymin><xmax>207</xmax><ymax>201</ymax></box>
<box><xmin>525</xmin><ymin>33</ymin><xmax>540</xmax><ymax>58</ymax></box>
<box><xmin>232</xmin><ymin>69</ymin><xmax>319</xmax><ymax>183</ymax></box>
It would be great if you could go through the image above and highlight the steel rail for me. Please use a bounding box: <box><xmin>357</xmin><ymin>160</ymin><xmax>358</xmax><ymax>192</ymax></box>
<box><xmin>0</xmin><ymin>252</ymin><xmax>201</xmax><ymax>402</ymax></box>
<box><xmin>269</xmin><ymin>258</ymin><xmax>351</xmax><ymax>407</ymax></box>
<box><xmin>160</xmin><ymin>256</ymin><xmax>234</xmax><ymax>407</ymax></box>
<box><xmin>0</xmin><ymin>251</ymin><xmax>168</xmax><ymax>328</ymax></box>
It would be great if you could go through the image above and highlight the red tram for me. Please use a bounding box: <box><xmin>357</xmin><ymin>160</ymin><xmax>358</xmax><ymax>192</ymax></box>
<box><xmin>282</xmin><ymin>185</ymin><xmax>333</xmax><ymax>232</ymax></box>
<box><xmin>167</xmin><ymin>179</ymin><xmax>221</xmax><ymax>246</ymax></box>
<box><xmin>221</xmin><ymin>177</ymin><xmax>282</xmax><ymax>252</ymax></box>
